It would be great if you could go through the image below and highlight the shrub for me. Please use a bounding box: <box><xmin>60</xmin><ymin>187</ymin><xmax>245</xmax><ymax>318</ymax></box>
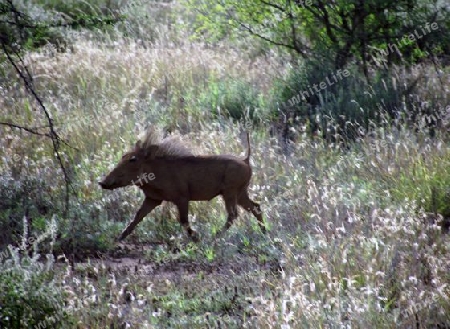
<box><xmin>0</xmin><ymin>175</ymin><xmax>54</xmax><ymax>250</ymax></box>
<box><xmin>115</xmin><ymin>0</ymin><xmax>175</xmax><ymax>43</ymax></box>
<box><xmin>197</xmin><ymin>78</ymin><xmax>266</xmax><ymax>122</ymax></box>
<box><xmin>272</xmin><ymin>57</ymin><xmax>422</xmax><ymax>143</ymax></box>
<box><xmin>0</xmin><ymin>0</ymin><xmax>120</xmax><ymax>53</ymax></box>
<box><xmin>0</xmin><ymin>218</ymin><xmax>68</xmax><ymax>329</ymax></box>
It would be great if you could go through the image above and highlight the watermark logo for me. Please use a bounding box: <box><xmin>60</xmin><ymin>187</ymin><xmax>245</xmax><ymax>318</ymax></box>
<box><xmin>282</xmin><ymin>69</ymin><xmax>351</xmax><ymax>109</ymax></box>
<box><xmin>131</xmin><ymin>172</ymin><xmax>155</xmax><ymax>186</ymax></box>
<box><xmin>379</xmin><ymin>22</ymin><xmax>439</xmax><ymax>57</ymax></box>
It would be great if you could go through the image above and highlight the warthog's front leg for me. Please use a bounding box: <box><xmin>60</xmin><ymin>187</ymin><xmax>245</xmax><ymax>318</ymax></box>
<box><xmin>119</xmin><ymin>197</ymin><xmax>162</xmax><ymax>241</ymax></box>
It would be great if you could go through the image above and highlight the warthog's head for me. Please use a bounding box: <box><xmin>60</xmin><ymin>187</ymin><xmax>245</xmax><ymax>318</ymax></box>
<box><xmin>99</xmin><ymin>127</ymin><xmax>193</xmax><ymax>190</ymax></box>
<box><xmin>98</xmin><ymin>148</ymin><xmax>150</xmax><ymax>190</ymax></box>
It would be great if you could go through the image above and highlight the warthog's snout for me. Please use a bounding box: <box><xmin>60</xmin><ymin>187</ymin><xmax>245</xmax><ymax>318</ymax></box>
<box><xmin>98</xmin><ymin>179</ymin><xmax>116</xmax><ymax>190</ymax></box>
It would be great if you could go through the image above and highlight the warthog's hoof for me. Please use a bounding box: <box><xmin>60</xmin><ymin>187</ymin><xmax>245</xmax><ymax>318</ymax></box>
<box><xmin>190</xmin><ymin>231</ymin><xmax>200</xmax><ymax>242</ymax></box>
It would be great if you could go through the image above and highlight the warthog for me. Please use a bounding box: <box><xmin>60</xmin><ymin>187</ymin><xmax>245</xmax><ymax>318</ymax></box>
<box><xmin>99</xmin><ymin>128</ymin><xmax>265</xmax><ymax>241</ymax></box>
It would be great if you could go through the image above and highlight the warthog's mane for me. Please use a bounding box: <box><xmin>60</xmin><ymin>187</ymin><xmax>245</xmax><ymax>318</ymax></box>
<box><xmin>136</xmin><ymin>127</ymin><xmax>193</xmax><ymax>157</ymax></box>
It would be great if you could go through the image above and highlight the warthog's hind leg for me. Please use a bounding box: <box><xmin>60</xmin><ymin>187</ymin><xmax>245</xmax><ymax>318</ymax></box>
<box><xmin>174</xmin><ymin>198</ymin><xmax>199</xmax><ymax>242</ymax></box>
<box><xmin>216</xmin><ymin>194</ymin><xmax>238</xmax><ymax>237</ymax></box>
<box><xmin>238</xmin><ymin>192</ymin><xmax>266</xmax><ymax>233</ymax></box>
<box><xmin>119</xmin><ymin>197</ymin><xmax>161</xmax><ymax>241</ymax></box>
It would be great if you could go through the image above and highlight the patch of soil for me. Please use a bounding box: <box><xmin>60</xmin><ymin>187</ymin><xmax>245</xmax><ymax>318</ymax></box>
<box><xmin>66</xmin><ymin>240</ymin><xmax>280</xmax><ymax>280</ymax></box>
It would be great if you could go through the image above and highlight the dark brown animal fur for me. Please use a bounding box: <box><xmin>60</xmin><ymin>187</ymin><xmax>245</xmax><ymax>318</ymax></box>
<box><xmin>99</xmin><ymin>128</ymin><xmax>265</xmax><ymax>241</ymax></box>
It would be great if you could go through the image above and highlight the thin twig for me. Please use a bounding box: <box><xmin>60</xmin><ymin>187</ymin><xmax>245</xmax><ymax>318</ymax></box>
<box><xmin>0</xmin><ymin>121</ymin><xmax>52</xmax><ymax>137</ymax></box>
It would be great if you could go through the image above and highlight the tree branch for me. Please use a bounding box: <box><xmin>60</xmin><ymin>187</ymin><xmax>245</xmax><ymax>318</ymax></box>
<box><xmin>0</xmin><ymin>26</ymin><xmax>73</xmax><ymax>215</ymax></box>
<box><xmin>0</xmin><ymin>122</ymin><xmax>52</xmax><ymax>137</ymax></box>
<box><xmin>225</xmin><ymin>4</ymin><xmax>309</xmax><ymax>57</ymax></box>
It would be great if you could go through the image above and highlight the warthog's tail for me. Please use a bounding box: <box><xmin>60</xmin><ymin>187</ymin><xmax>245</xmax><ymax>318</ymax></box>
<box><xmin>244</xmin><ymin>131</ymin><xmax>251</xmax><ymax>164</ymax></box>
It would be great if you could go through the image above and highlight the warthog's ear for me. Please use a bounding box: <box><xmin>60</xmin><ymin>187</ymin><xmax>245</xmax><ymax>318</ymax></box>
<box><xmin>144</xmin><ymin>145</ymin><xmax>159</xmax><ymax>159</ymax></box>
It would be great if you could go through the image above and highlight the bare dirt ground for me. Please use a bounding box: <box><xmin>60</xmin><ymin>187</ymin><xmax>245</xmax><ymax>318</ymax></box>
<box><xmin>61</xmin><ymin>240</ymin><xmax>281</xmax><ymax>327</ymax></box>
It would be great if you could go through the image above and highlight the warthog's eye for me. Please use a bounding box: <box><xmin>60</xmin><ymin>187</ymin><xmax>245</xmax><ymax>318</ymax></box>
<box><xmin>129</xmin><ymin>156</ymin><xmax>137</xmax><ymax>162</ymax></box>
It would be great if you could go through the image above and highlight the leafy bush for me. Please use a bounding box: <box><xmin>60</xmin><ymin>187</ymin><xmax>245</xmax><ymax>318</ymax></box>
<box><xmin>55</xmin><ymin>202</ymin><xmax>119</xmax><ymax>258</ymax></box>
<box><xmin>0</xmin><ymin>2</ymin><xmax>63</xmax><ymax>51</ymax></box>
<box><xmin>0</xmin><ymin>0</ymin><xmax>120</xmax><ymax>53</ymax></box>
<box><xmin>0</xmin><ymin>171</ymin><xmax>119</xmax><ymax>257</ymax></box>
<box><xmin>0</xmin><ymin>175</ymin><xmax>54</xmax><ymax>250</ymax></box>
<box><xmin>0</xmin><ymin>221</ymin><xmax>68</xmax><ymax>329</ymax></box>
<box><xmin>197</xmin><ymin>78</ymin><xmax>266</xmax><ymax>121</ymax></box>
<box><xmin>273</xmin><ymin>57</ymin><xmax>429</xmax><ymax>143</ymax></box>
<box><xmin>116</xmin><ymin>0</ymin><xmax>175</xmax><ymax>43</ymax></box>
